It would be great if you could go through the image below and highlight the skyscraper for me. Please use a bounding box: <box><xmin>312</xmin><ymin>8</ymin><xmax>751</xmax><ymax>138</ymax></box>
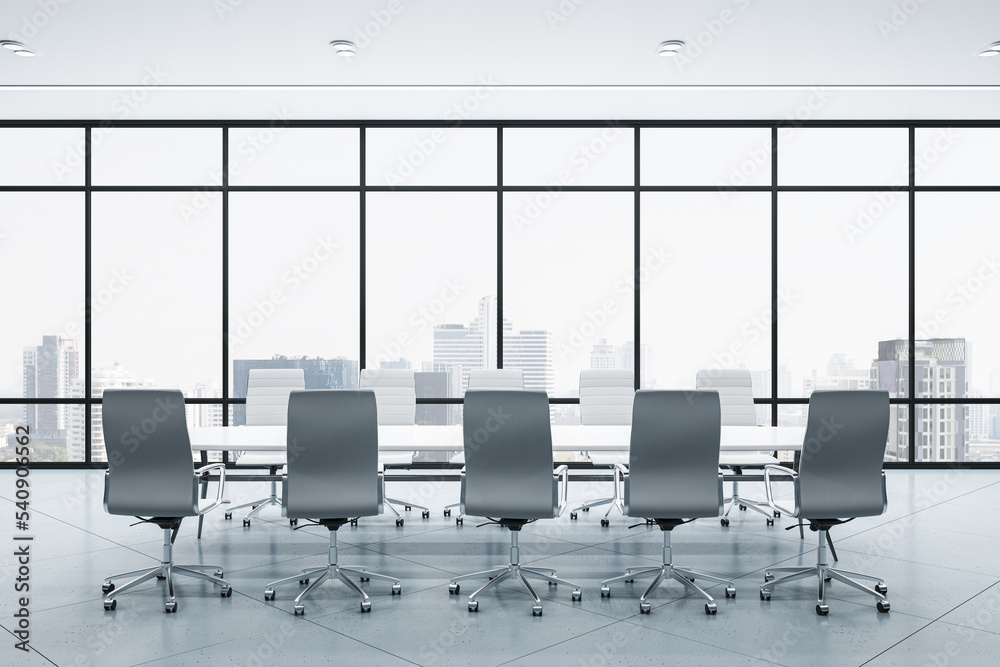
<box><xmin>232</xmin><ymin>356</ymin><xmax>359</xmax><ymax>425</ymax></box>
<box><xmin>23</xmin><ymin>335</ymin><xmax>79</xmax><ymax>436</ymax></box>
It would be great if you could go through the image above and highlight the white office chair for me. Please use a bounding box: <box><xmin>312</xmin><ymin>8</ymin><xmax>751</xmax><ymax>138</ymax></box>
<box><xmin>445</xmin><ymin>368</ymin><xmax>524</xmax><ymax>523</ymax></box>
<box><xmin>696</xmin><ymin>369</ymin><xmax>780</xmax><ymax>527</ymax></box>
<box><xmin>359</xmin><ymin>369</ymin><xmax>430</xmax><ymax>525</ymax></box>
<box><xmin>569</xmin><ymin>370</ymin><xmax>633</xmax><ymax>526</ymax></box>
<box><xmin>226</xmin><ymin>368</ymin><xmax>304</xmax><ymax>527</ymax></box>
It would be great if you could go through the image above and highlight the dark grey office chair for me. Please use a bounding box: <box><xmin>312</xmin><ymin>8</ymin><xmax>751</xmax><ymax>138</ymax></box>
<box><xmin>448</xmin><ymin>390</ymin><xmax>582</xmax><ymax>615</ymax></box>
<box><xmin>759</xmin><ymin>390</ymin><xmax>891</xmax><ymax>615</ymax></box>
<box><xmin>263</xmin><ymin>390</ymin><xmax>401</xmax><ymax>614</ymax></box>
<box><xmin>600</xmin><ymin>390</ymin><xmax>736</xmax><ymax>615</ymax></box>
<box><xmin>101</xmin><ymin>389</ymin><xmax>231</xmax><ymax>612</ymax></box>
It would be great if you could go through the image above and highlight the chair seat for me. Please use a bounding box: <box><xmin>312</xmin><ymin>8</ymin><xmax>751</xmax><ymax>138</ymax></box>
<box><xmin>234</xmin><ymin>451</ymin><xmax>286</xmax><ymax>467</ymax></box>
<box><xmin>588</xmin><ymin>451</ymin><xmax>628</xmax><ymax>466</ymax></box>
<box><xmin>380</xmin><ymin>451</ymin><xmax>414</xmax><ymax>466</ymax></box>
<box><xmin>719</xmin><ymin>452</ymin><xmax>779</xmax><ymax>468</ymax></box>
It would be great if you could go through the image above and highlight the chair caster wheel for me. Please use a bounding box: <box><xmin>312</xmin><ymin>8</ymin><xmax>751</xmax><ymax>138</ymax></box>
<box><xmin>532</xmin><ymin>604</ymin><xmax>543</xmax><ymax>616</ymax></box>
<box><xmin>290</xmin><ymin>519</ymin><xmax>297</xmax><ymax>526</ymax></box>
<box><xmin>705</xmin><ymin>602</ymin><xmax>717</xmax><ymax>615</ymax></box>
<box><xmin>243</xmin><ymin>519</ymin><xmax>251</xmax><ymax>527</ymax></box>
<box><xmin>739</xmin><ymin>504</ymin><xmax>747</xmax><ymax>511</ymax></box>
<box><xmin>221</xmin><ymin>586</ymin><xmax>232</xmax><ymax>597</ymax></box>
<box><xmin>102</xmin><ymin>582</ymin><xmax>115</xmax><ymax>594</ymax></box>
<box><xmin>774</xmin><ymin>511</ymin><xmax>781</xmax><ymax>518</ymax></box>
<box><xmin>361</xmin><ymin>600</ymin><xmax>372</xmax><ymax>613</ymax></box>
<box><xmin>299</xmin><ymin>579</ymin><xmax>309</xmax><ymax>585</ymax></box>
<box><xmin>392</xmin><ymin>583</ymin><xmax>402</xmax><ymax>595</ymax></box>
<box><xmin>468</xmin><ymin>599</ymin><xmax>478</xmax><ymax>612</ymax></box>
<box><xmin>104</xmin><ymin>599</ymin><xmax>117</xmax><ymax>610</ymax></box>
<box><xmin>639</xmin><ymin>602</ymin><xmax>651</xmax><ymax>614</ymax></box>
<box><xmin>760</xmin><ymin>589</ymin><xmax>771</xmax><ymax>601</ymax></box>
<box><xmin>721</xmin><ymin>518</ymin><xmax>730</xmax><ymax>527</ymax></box>
<box><xmin>816</xmin><ymin>603</ymin><xmax>829</xmax><ymax>616</ymax></box>
<box><xmin>646</xmin><ymin>518</ymin><xmax>655</xmax><ymax>525</ymax></box>
<box><xmin>601</xmin><ymin>586</ymin><xmax>610</xmax><ymax>597</ymax></box>
<box><xmin>547</xmin><ymin>580</ymin><xmax>555</xmax><ymax>586</ymax></box>
<box><xmin>766</xmin><ymin>518</ymin><xmax>774</xmax><ymax>526</ymax></box>
<box><xmin>264</xmin><ymin>589</ymin><xmax>275</xmax><ymax>601</ymax></box>
<box><xmin>157</xmin><ymin>575</ymin><xmax>166</xmax><ymax>580</ymax></box>
<box><xmin>449</xmin><ymin>583</ymin><xmax>461</xmax><ymax>595</ymax></box>
<box><xmin>625</xmin><ymin>578</ymin><xmax>634</xmax><ymax>583</ymax></box>
<box><xmin>875</xmin><ymin>583</ymin><xmax>887</xmax><ymax>594</ymax></box>
<box><xmin>824</xmin><ymin>576</ymin><xmax>832</xmax><ymax>582</ymax></box>
<box><xmin>687</xmin><ymin>577</ymin><xmax>696</xmax><ymax>583</ymax></box>
<box><xmin>764</xmin><ymin>573</ymin><xmax>774</xmax><ymax>582</ymax></box>
<box><xmin>350</xmin><ymin>518</ymin><xmax>358</xmax><ymax>526</ymax></box>
<box><xmin>395</xmin><ymin>518</ymin><xmax>404</xmax><ymax>527</ymax></box>
<box><xmin>444</xmin><ymin>509</ymin><xmax>452</xmax><ymax>516</ymax></box>
<box><xmin>360</xmin><ymin>576</ymin><xmax>370</xmax><ymax>582</ymax></box>
<box><xmin>422</xmin><ymin>511</ymin><xmax>430</xmax><ymax>519</ymax></box>
<box><xmin>224</xmin><ymin>512</ymin><xmax>232</xmax><ymax>520</ymax></box>
<box><xmin>582</xmin><ymin>507</ymin><xmax>590</xmax><ymax>512</ymax></box>
<box><xmin>456</xmin><ymin>518</ymin><xmax>463</xmax><ymax>525</ymax></box>
<box><xmin>572</xmin><ymin>590</ymin><xmax>582</xmax><ymax>601</ymax></box>
<box><xmin>600</xmin><ymin>518</ymin><xmax>610</xmax><ymax>527</ymax></box>
<box><xmin>725</xmin><ymin>586</ymin><xmax>736</xmax><ymax>598</ymax></box>
<box><xmin>877</xmin><ymin>600</ymin><xmax>890</xmax><ymax>613</ymax></box>
<box><xmin>294</xmin><ymin>604</ymin><xmax>304</xmax><ymax>615</ymax></box>
<box><xmin>570</xmin><ymin>512</ymin><xmax>578</xmax><ymax>520</ymax></box>
<box><xmin>404</xmin><ymin>506</ymin><xmax>411</xmax><ymax>511</ymax></box>
<box><xmin>165</xmin><ymin>601</ymin><xmax>177</xmax><ymax>613</ymax></box>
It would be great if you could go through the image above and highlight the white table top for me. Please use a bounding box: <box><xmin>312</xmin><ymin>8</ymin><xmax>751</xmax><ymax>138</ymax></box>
<box><xmin>189</xmin><ymin>424</ymin><xmax>804</xmax><ymax>453</ymax></box>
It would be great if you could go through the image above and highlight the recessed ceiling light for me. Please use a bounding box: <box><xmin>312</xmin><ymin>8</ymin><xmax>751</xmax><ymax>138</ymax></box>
<box><xmin>13</xmin><ymin>49</ymin><xmax>36</xmax><ymax>57</ymax></box>
<box><xmin>657</xmin><ymin>40</ymin><xmax>685</xmax><ymax>57</ymax></box>
<box><xmin>979</xmin><ymin>41</ymin><xmax>1000</xmax><ymax>57</ymax></box>
<box><xmin>0</xmin><ymin>40</ymin><xmax>35</xmax><ymax>56</ymax></box>
<box><xmin>329</xmin><ymin>40</ymin><xmax>357</xmax><ymax>57</ymax></box>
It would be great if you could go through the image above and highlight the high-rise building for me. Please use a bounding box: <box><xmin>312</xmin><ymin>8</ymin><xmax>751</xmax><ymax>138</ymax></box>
<box><xmin>232</xmin><ymin>356</ymin><xmax>359</xmax><ymax>425</ymax></box>
<box><xmin>23</xmin><ymin>335</ymin><xmax>79</xmax><ymax>436</ymax></box>
<box><xmin>188</xmin><ymin>382</ymin><xmax>224</xmax><ymax>429</ymax></box>
<box><xmin>587</xmin><ymin>339</ymin><xmax>653</xmax><ymax>387</ymax></box>
<box><xmin>589</xmin><ymin>339</ymin><xmax>617</xmax><ymax>370</ymax></box>
<box><xmin>89</xmin><ymin>365</ymin><xmax>155</xmax><ymax>462</ymax></box>
<box><xmin>804</xmin><ymin>353</ymin><xmax>875</xmax><ymax>394</ymax></box>
<box><xmin>872</xmin><ymin>338</ymin><xmax>968</xmax><ymax>463</ymax></box>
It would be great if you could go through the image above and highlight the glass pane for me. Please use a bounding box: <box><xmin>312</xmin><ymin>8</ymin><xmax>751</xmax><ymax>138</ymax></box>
<box><xmin>0</xmin><ymin>128</ymin><xmax>85</xmax><ymax>185</ymax></box>
<box><xmin>915</xmin><ymin>128</ymin><xmax>1000</xmax><ymax>186</ymax></box>
<box><xmin>229</xmin><ymin>192</ymin><xmax>361</xmax><ymax>400</ymax></box>
<box><xmin>366</xmin><ymin>192</ymin><xmax>496</xmax><ymax>396</ymax></box>
<box><xmin>640</xmin><ymin>128</ymin><xmax>772</xmax><ymax>187</ymax></box>
<box><xmin>640</xmin><ymin>192</ymin><xmax>771</xmax><ymax>397</ymax></box>
<box><xmin>0</xmin><ymin>404</ymin><xmax>79</xmax><ymax>463</ymax></box>
<box><xmin>967</xmin><ymin>403</ymin><xmax>1000</xmax><ymax>462</ymax></box>
<box><xmin>365</xmin><ymin>127</ymin><xmax>496</xmax><ymax>186</ymax></box>
<box><xmin>91</xmin><ymin>192</ymin><xmax>222</xmax><ymax>396</ymax></box>
<box><xmin>912</xmin><ymin>403</ymin><xmax>971</xmax><ymax>463</ymax></box>
<box><xmin>504</xmin><ymin>192</ymin><xmax>633</xmax><ymax>397</ymax></box>
<box><xmin>787</xmin><ymin>402</ymin><xmax>902</xmax><ymax>463</ymax></box>
<box><xmin>0</xmin><ymin>193</ymin><xmax>84</xmax><ymax>399</ymax></box>
<box><xmin>778</xmin><ymin>192</ymin><xmax>908</xmax><ymax>399</ymax></box>
<box><xmin>778</xmin><ymin>128</ymin><xmax>908</xmax><ymax>186</ymax></box>
<box><xmin>228</xmin><ymin>127</ymin><xmax>360</xmax><ymax>186</ymax></box>
<box><xmin>915</xmin><ymin>192</ymin><xmax>1000</xmax><ymax>397</ymax></box>
<box><xmin>503</xmin><ymin>127</ymin><xmax>634</xmax><ymax>186</ymax></box>
<box><xmin>92</xmin><ymin>128</ymin><xmax>221</xmax><ymax>185</ymax></box>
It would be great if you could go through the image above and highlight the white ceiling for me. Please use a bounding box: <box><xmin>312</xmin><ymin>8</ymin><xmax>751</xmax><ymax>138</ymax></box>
<box><xmin>2</xmin><ymin>0</ymin><xmax>999</xmax><ymax>120</ymax></box>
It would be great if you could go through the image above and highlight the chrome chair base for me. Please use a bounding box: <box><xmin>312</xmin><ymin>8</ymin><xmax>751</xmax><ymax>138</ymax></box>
<box><xmin>570</xmin><ymin>465</ymin><xmax>624</xmax><ymax>525</ymax></box>
<box><xmin>600</xmin><ymin>528</ymin><xmax>734</xmax><ymax>615</ymax></box>
<box><xmin>385</xmin><ymin>497</ymin><xmax>430</xmax><ymax>525</ymax></box>
<box><xmin>448</xmin><ymin>530</ymin><xmax>581</xmax><ymax>615</ymax></box>
<box><xmin>226</xmin><ymin>475</ymin><xmax>283</xmax><ymax>526</ymax></box>
<box><xmin>760</xmin><ymin>527</ymin><xmax>889</xmax><ymax>615</ymax></box>
<box><xmin>264</xmin><ymin>528</ymin><xmax>400</xmax><ymax>614</ymax></box>
<box><xmin>102</xmin><ymin>527</ymin><xmax>231</xmax><ymax>612</ymax></box>
<box><xmin>721</xmin><ymin>478</ymin><xmax>776</xmax><ymax>526</ymax></box>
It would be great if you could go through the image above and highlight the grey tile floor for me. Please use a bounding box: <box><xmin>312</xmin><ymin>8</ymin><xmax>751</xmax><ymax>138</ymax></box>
<box><xmin>1</xmin><ymin>469</ymin><xmax>999</xmax><ymax>666</ymax></box>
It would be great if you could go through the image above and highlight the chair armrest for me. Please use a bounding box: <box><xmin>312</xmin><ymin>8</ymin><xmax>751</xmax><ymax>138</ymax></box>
<box><xmin>762</xmin><ymin>463</ymin><xmax>796</xmax><ymax>518</ymax></box>
<box><xmin>553</xmin><ymin>465</ymin><xmax>570</xmax><ymax>516</ymax></box>
<box><xmin>194</xmin><ymin>463</ymin><xmax>227</xmax><ymax>515</ymax></box>
<box><xmin>377</xmin><ymin>471</ymin><xmax>384</xmax><ymax>515</ymax></box>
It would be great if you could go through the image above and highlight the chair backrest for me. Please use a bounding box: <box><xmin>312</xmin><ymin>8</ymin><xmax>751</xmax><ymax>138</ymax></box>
<box><xmin>579</xmin><ymin>370</ymin><xmax>634</xmax><ymax>425</ymax></box>
<box><xmin>797</xmin><ymin>390</ymin><xmax>890</xmax><ymax>519</ymax></box>
<box><xmin>695</xmin><ymin>369</ymin><xmax>756</xmax><ymax>426</ymax></box>
<box><xmin>284</xmin><ymin>390</ymin><xmax>380</xmax><ymax>519</ymax></box>
<box><xmin>102</xmin><ymin>389</ymin><xmax>198</xmax><ymax>517</ymax></box>
<box><xmin>626</xmin><ymin>390</ymin><xmax>722</xmax><ymax>519</ymax></box>
<box><xmin>245</xmin><ymin>368</ymin><xmax>305</xmax><ymax>426</ymax></box>
<box><xmin>462</xmin><ymin>390</ymin><xmax>554</xmax><ymax>519</ymax></box>
<box><xmin>359</xmin><ymin>369</ymin><xmax>416</xmax><ymax>425</ymax></box>
<box><xmin>467</xmin><ymin>368</ymin><xmax>524</xmax><ymax>391</ymax></box>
